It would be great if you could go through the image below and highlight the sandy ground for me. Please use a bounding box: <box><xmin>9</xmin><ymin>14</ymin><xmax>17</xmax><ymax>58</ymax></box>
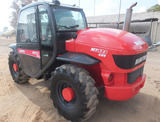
<box><xmin>0</xmin><ymin>37</ymin><xmax>160</xmax><ymax>122</ymax></box>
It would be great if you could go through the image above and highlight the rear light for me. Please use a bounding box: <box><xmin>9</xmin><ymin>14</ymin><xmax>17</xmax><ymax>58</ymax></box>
<box><xmin>101</xmin><ymin>72</ymin><xmax>114</xmax><ymax>85</ymax></box>
<box><xmin>108</xmin><ymin>74</ymin><xmax>113</xmax><ymax>82</ymax></box>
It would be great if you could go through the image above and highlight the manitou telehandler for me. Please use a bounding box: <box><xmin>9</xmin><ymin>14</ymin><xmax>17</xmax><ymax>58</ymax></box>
<box><xmin>8</xmin><ymin>0</ymin><xmax>148</xmax><ymax>121</ymax></box>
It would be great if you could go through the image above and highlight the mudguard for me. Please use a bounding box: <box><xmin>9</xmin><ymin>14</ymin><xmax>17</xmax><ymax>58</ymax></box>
<box><xmin>9</xmin><ymin>44</ymin><xmax>17</xmax><ymax>55</ymax></box>
<box><xmin>57</xmin><ymin>52</ymin><xmax>100</xmax><ymax>65</ymax></box>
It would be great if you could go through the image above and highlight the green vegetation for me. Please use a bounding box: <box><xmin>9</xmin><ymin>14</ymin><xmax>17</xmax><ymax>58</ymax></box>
<box><xmin>147</xmin><ymin>4</ymin><xmax>160</xmax><ymax>12</ymax></box>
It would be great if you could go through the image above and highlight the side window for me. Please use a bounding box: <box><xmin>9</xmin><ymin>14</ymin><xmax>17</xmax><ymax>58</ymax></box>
<box><xmin>17</xmin><ymin>7</ymin><xmax>37</xmax><ymax>43</ymax></box>
<box><xmin>38</xmin><ymin>5</ymin><xmax>52</xmax><ymax>46</ymax></box>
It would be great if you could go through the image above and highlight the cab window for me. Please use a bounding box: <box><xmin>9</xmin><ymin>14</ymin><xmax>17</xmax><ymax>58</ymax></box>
<box><xmin>53</xmin><ymin>8</ymin><xmax>86</xmax><ymax>31</ymax></box>
<box><xmin>17</xmin><ymin>7</ymin><xmax>37</xmax><ymax>43</ymax></box>
<box><xmin>38</xmin><ymin>5</ymin><xmax>52</xmax><ymax>46</ymax></box>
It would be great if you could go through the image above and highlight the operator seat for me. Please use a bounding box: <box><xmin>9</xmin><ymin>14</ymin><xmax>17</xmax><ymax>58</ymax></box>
<box><xmin>59</xmin><ymin>17</ymin><xmax>75</xmax><ymax>26</ymax></box>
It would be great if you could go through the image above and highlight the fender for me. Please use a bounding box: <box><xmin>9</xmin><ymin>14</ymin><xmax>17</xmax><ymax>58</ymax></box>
<box><xmin>57</xmin><ymin>52</ymin><xmax>100</xmax><ymax>65</ymax></box>
<box><xmin>9</xmin><ymin>44</ymin><xmax>17</xmax><ymax>55</ymax></box>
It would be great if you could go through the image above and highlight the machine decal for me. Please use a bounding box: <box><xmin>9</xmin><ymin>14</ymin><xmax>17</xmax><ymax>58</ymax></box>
<box><xmin>135</xmin><ymin>55</ymin><xmax>146</xmax><ymax>65</ymax></box>
<box><xmin>91</xmin><ymin>48</ymin><xmax>108</xmax><ymax>57</ymax></box>
<box><xmin>134</xmin><ymin>39</ymin><xmax>145</xmax><ymax>45</ymax></box>
<box><xmin>17</xmin><ymin>49</ymin><xmax>40</xmax><ymax>59</ymax></box>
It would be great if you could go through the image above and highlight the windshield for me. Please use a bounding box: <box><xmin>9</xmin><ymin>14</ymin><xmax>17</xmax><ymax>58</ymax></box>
<box><xmin>52</xmin><ymin>8</ymin><xmax>87</xmax><ymax>31</ymax></box>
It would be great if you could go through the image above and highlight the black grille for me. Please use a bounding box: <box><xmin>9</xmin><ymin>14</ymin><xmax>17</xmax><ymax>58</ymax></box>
<box><xmin>127</xmin><ymin>66</ymin><xmax>144</xmax><ymax>84</ymax></box>
<box><xmin>113</xmin><ymin>52</ymin><xmax>147</xmax><ymax>69</ymax></box>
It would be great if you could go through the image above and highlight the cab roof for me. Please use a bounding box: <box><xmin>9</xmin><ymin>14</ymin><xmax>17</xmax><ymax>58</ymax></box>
<box><xmin>21</xmin><ymin>1</ymin><xmax>82</xmax><ymax>11</ymax></box>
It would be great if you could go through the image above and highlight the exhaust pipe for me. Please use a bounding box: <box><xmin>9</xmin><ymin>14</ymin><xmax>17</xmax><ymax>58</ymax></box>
<box><xmin>123</xmin><ymin>2</ymin><xmax>137</xmax><ymax>31</ymax></box>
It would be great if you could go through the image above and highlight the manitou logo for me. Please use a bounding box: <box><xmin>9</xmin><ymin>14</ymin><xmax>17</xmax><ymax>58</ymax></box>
<box><xmin>135</xmin><ymin>55</ymin><xmax>146</xmax><ymax>65</ymax></box>
<box><xmin>19</xmin><ymin>49</ymin><xmax>25</xmax><ymax>53</ymax></box>
<box><xmin>134</xmin><ymin>39</ymin><xmax>145</xmax><ymax>46</ymax></box>
<box><xmin>91</xmin><ymin>48</ymin><xmax>108</xmax><ymax>57</ymax></box>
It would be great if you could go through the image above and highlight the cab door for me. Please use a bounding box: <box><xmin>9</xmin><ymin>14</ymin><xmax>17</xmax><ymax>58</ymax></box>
<box><xmin>38</xmin><ymin>5</ymin><xmax>53</xmax><ymax>68</ymax></box>
<box><xmin>17</xmin><ymin>6</ymin><xmax>41</xmax><ymax>76</ymax></box>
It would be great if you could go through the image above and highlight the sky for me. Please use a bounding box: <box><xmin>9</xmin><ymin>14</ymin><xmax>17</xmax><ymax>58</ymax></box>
<box><xmin>0</xmin><ymin>0</ymin><xmax>158</xmax><ymax>32</ymax></box>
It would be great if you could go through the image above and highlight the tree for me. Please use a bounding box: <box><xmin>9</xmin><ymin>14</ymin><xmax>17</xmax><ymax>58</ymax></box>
<box><xmin>3</xmin><ymin>27</ymin><xmax>8</xmax><ymax>32</ymax></box>
<box><xmin>10</xmin><ymin>0</ymin><xmax>38</xmax><ymax>29</ymax></box>
<box><xmin>147</xmin><ymin>4</ymin><xmax>160</xmax><ymax>12</ymax></box>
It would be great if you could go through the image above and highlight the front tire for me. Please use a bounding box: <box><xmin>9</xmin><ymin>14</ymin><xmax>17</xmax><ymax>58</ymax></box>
<box><xmin>8</xmin><ymin>51</ymin><xmax>29</xmax><ymax>84</ymax></box>
<box><xmin>50</xmin><ymin>64</ymin><xmax>99</xmax><ymax>122</ymax></box>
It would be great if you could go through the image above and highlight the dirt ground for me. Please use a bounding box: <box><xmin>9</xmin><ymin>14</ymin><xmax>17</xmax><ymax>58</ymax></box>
<box><xmin>0</xmin><ymin>37</ymin><xmax>160</xmax><ymax>122</ymax></box>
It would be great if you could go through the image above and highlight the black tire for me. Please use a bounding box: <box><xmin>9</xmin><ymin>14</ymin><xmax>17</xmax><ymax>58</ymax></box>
<box><xmin>50</xmin><ymin>64</ymin><xmax>99</xmax><ymax>122</ymax></box>
<box><xmin>8</xmin><ymin>51</ymin><xmax>29</xmax><ymax>84</ymax></box>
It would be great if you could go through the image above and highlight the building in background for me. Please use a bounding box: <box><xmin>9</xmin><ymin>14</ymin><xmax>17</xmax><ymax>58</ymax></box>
<box><xmin>87</xmin><ymin>11</ymin><xmax>160</xmax><ymax>44</ymax></box>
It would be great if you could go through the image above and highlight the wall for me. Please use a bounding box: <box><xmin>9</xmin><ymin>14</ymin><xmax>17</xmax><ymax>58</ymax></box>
<box><xmin>154</xmin><ymin>22</ymin><xmax>160</xmax><ymax>43</ymax></box>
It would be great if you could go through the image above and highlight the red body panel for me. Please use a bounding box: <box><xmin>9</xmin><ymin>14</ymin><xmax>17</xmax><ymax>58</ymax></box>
<box><xmin>105</xmin><ymin>74</ymin><xmax>146</xmax><ymax>101</ymax></box>
<box><xmin>17</xmin><ymin>49</ymin><xmax>40</xmax><ymax>59</ymax></box>
<box><xmin>66</xmin><ymin>28</ymin><xmax>148</xmax><ymax>101</ymax></box>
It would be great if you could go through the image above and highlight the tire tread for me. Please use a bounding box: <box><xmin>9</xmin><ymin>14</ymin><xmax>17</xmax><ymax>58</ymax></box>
<box><xmin>8</xmin><ymin>51</ymin><xmax>29</xmax><ymax>84</ymax></box>
<box><xmin>50</xmin><ymin>64</ymin><xmax>99</xmax><ymax>122</ymax></box>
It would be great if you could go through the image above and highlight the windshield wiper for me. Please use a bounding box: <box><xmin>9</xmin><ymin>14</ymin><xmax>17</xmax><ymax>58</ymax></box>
<box><xmin>69</xmin><ymin>25</ymin><xmax>79</xmax><ymax>29</ymax></box>
<box><xmin>57</xmin><ymin>25</ymin><xmax>79</xmax><ymax>30</ymax></box>
<box><xmin>57</xmin><ymin>25</ymin><xmax>69</xmax><ymax>29</ymax></box>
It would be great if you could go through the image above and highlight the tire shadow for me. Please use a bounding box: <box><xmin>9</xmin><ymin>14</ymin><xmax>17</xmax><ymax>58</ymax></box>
<box><xmin>17</xmin><ymin>80</ymin><xmax>160</xmax><ymax>122</ymax></box>
<box><xmin>16</xmin><ymin>79</ymin><xmax>69</xmax><ymax>122</ymax></box>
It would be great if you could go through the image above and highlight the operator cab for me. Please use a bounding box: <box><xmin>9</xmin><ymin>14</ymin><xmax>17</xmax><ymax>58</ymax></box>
<box><xmin>16</xmin><ymin>0</ymin><xmax>87</xmax><ymax>77</ymax></box>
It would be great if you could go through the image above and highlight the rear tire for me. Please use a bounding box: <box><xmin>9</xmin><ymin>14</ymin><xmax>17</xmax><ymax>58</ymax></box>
<box><xmin>8</xmin><ymin>51</ymin><xmax>29</xmax><ymax>84</ymax></box>
<box><xmin>50</xmin><ymin>64</ymin><xmax>99</xmax><ymax>122</ymax></box>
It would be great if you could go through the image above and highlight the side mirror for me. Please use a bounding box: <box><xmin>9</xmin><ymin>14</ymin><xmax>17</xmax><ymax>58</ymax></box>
<box><xmin>18</xmin><ymin>29</ymin><xmax>24</xmax><ymax>34</ymax></box>
<box><xmin>72</xmin><ymin>33</ymin><xmax>78</xmax><ymax>39</ymax></box>
<box><xmin>26</xmin><ymin>39</ymin><xmax>31</xmax><ymax>42</ymax></box>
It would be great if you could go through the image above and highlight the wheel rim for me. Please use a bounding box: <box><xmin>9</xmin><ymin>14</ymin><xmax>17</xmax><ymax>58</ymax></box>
<box><xmin>11</xmin><ymin>61</ymin><xmax>18</xmax><ymax>77</ymax></box>
<box><xmin>13</xmin><ymin>63</ymin><xmax>18</xmax><ymax>72</ymax></box>
<box><xmin>62</xmin><ymin>87</ymin><xmax>75</xmax><ymax>102</ymax></box>
<box><xmin>57</xmin><ymin>80</ymin><xmax>76</xmax><ymax>107</ymax></box>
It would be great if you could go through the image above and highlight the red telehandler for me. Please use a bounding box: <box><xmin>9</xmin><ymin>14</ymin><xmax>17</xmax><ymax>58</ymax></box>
<box><xmin>8</xmin><ymin>0</ymin><xmax>148</xmax><ymax>121</ymax></box>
